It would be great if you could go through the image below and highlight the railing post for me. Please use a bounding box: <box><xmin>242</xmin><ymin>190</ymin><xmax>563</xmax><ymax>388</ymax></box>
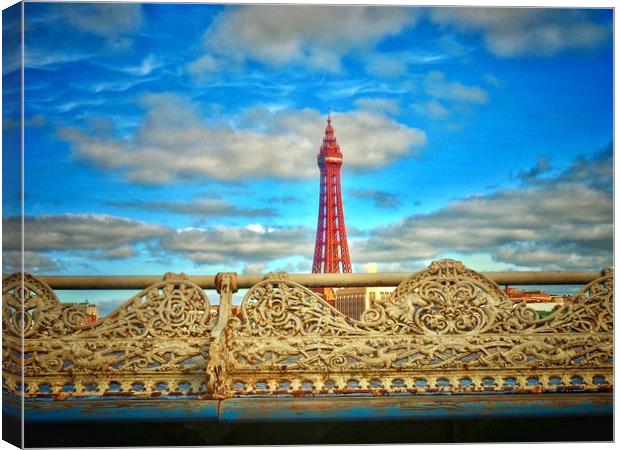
<box><xmin>206</xmin><ymin>273</ymin><xmax>238</xmax><ymax>399</ymax></box>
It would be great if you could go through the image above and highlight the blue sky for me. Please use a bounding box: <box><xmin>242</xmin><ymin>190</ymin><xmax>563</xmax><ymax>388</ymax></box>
<box><xmin>2</xmin><ymin>3</ymin><xmax>614</xmax><ymax>307</ymax></box>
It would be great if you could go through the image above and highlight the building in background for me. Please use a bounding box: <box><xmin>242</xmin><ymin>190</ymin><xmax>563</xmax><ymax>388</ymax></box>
<box><xmin>504</xmin><ymin>286</ymin><xmax>569</xmax><ymax>317</ymax></box>
<box><xmin>333</xmin><ymin>286</ymin><xmax>392</xmax><ymax>321</ymax></box>
<box><xmin>65</xmin><ymin>302</ymin><xmax>98</xmax><ymax>325</ymax></box>
<box><xmin>504</xmin><ymin>286</ymin><xmax>568</xmax><ymax>304</ymax></box>
<box><xmin>308</xmin><ymin>116</ymin><xmax>394</xmax><ymax>319</ymax></box>
<box><xmin>333</xmin><ymin>264</ymin><xmax>394</xmax><ymax>320</ymax></box>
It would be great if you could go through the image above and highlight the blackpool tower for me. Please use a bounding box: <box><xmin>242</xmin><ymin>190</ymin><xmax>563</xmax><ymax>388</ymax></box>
<box><xmin>312</xmin><ymin>114</ymin><xmax>352</xmax><ymax>274</ymax></box>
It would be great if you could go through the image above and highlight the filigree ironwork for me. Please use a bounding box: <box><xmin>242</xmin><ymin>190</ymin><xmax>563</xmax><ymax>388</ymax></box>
<box><xmin>517</xmin><ymin>267</ymin><xmax>614</xmax><ymax>333</ymax></box>
<box><xmin>217</xmin><ymin>259</ymin><xmax>613</xmax><ymax>397</ymax></box>
<box><xmin>361</xmin><ymin>259</ymin><xmax>534</xmax><ymax>334</ymax></box>
<box><xmin>2</xmin><ymin>273</ymin><xmax>213</xmax><ymax>399</ymax></box>
<box><xmin>230</xmin><ymin>273</ymin><xmax>372</xmax><ymax>338</ymax></box>
<box><xmin>2</xmin><ymin>273</ymin><xmax>83</xmax><ymax>338</ymax></box>
<box><xmin>3</xmin><ymin>260</ymin><xmax>613</xmax><ymax>401</ymax></box>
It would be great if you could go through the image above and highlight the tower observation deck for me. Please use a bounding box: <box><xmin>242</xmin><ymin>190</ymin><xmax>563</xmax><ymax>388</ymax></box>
<box><xmin>312</xmin><ymin>114</ymin><xmax>352</xmax><ymax>273</ymax></box>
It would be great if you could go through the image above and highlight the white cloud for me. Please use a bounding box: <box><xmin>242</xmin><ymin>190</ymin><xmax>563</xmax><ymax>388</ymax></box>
<box><xmin>242</xmin><ymin>262</ymin><xmax>269</xmax><ymax>275</ymax></box>
<box><xmin>245</xmin><ymin>224</ymin><xmax>269</xmax><ymax>234</ymax></box>
<box><xmin>25</xmin><ymin>3</ymin><xmax>143</xmax><ymax>60</ymax></box>
<box><xmin>2</xmin><ymin>10</ymin><xmax>21</xmax><ymax>74</ymax></box>
<box><xmin>3</xmin><ymin>115</ymin><xmax>46</xmax><ymax>131</ymax></box>
<box><xmin>3</xmin><ymin>214</ymin><xmax>167</xmax><ymax>251</ymax></box>
<box><xmin>190</xmin><ymin>5</ymin><xmax>418</xmax><ymax>75</ymax></box>
<box><xmin>353</xmin><ymin>150</ymin><xmax>612</xmax><ymax>271</ymax></box>
<box><xmin>59</xmin><ymin>93</ymin><xmax>427</xmax><ymax>184</ymax></box>
<box><xmin>553</xmin><ymin>146</ymin><xmax>612</xmax><ymax>191</ymax></box>
<box><xmin>353</xmin><ymin>97</ymin><xmax>400</xmax><ymax>114</ymax></box>
<box><xmin>317</xmin><ymin>79</ymin><xmax>413</xmax><ymax>100</ymax></box>
<box><xmin>111</xmin><ymin>198</ymin><xmax>277</xmax><ymax>217</ymax></box>
<box><xmin>424</xmin><ymin>71</ymin><xmax>488</xmax><ymax>103</ymax></box>
<box><xmin>57</xmin><ymin>3</ymin><xmax>143</xmax><ymax>51</ymax></box>
<box><xmin>363</xmin><ymin>50</ymin><xmax>452</xmax><ymax>78</ymax></box>
<box><xmin>93</xmin><ymin>246</ymin><xmax>136</xmax><ymax>260</ymax></box>
<box><xmin>118</xmin><ymin>54</ymin><xmax>161</xmax><ymax>77</ymax></box>
<box><xmin>413</xmin><ymin>100</ymin><xmax>450</xmax><ymax>119</ymax></box>
<box><xmin>350</xmin><ymin>189</ymin><xmax>401</xmax><ymax>209</ymax></box>
<box><xmin>6</xmin><ymin>149</ymin><xmax>609</xmax><ymax>274</ymax></box>
<box><xmin>8</xmin><ymin>228</ymin><xmax>298</xmax><ymax>274</ymax></box>
<box><xmin>160</xmin><ymin>225</ymin><xmax>313</xmax><ymax>265</ymax></box>
<box><xmin>2</xmin><ymin>214</ymin><xmax>166</xmax><ymax>273</ymax></box>
<box><xmin>2</xmin><ymin>251</ymin><xmax>62</xmax><ymax>274</ymax></box>
<box><xmin>517</xmin><ymin>156</ymin><xmax>552</xmax><ymax>182</ymax></box>
<box><xmin>363</xmin><ymin>53</ymin><xmax>411</xmax><ymax>79</ymax></box>
<box><xmin>24</xmin><ymin>47</ymin><xmax>94</xmax><ymax>70</ymax></box>
<box><xmin>430</xmin><ymin>8</ymin><xmax>610</xmax><ymax>57</ymax></box>
<box><xmin>483</xmin><ymin>73</ymin><xmax>503</xmax><ymax>88</ymax></box>
<box><xmin>90</xmin><ymin>78</ymin><xmax>152</xmax><ymax>94</ymax></box>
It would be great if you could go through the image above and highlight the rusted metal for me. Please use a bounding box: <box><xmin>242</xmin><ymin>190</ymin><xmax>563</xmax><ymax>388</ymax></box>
<box><xmin>5</xmin><ymin>270</ymin><xmax>604</xmax><ymax>290</ymax></box>
<box><xmin>3</xmin><ymin>392</ymin><xmax>612</xmax><ymax>423</ymax></box>
<box><xmin>2</xmin><ymin>259</ymin><xmax>613</xmax><ymax>403</ymax></box>
<box><xmin>2</xmin><ymin>272</ymin><xmax>213</xmax><ymax>400</ymax></box>
<box><xmin>216</xmin><ymin>260</ymin><xmax>613</xmax><ymax>398</ymax></box>
<box><xmin>217</xmin><ymin>393</ymin><xmax>613</xmax><ymax>423</ymax></box>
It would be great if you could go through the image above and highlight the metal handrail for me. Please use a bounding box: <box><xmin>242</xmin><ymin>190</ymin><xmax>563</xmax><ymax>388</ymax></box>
<box><xmin>2</xmin><ymin>270</ymin><xmax>604</xmax><ymax>290</ymax></box>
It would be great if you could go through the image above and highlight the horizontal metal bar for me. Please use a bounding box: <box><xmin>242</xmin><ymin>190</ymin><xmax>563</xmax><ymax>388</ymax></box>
<box><xmin>5</xmin><ymin>392</ymin><xmax>612</xmax><ymax>423</ymax></box>
<box><xmin>3</xmin><ymin>271</ymin><xmax>602</xmax><ymax>290</ymax></box>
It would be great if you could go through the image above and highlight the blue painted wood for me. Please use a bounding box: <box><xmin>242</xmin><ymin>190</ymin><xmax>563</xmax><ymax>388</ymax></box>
<box><xmin>218</xmin><ymin>394</ymin><xmax>613</xmax><ymax>422</ymax></box>
<box><xmin>3</xmin><ymin>395</ymin><xmax>219</xmax><ymax>423</ymax></box>
<box><xmin>4</xmin><ymin>393</ymin><xmax>612</xmax><ymax>423</ymax></box>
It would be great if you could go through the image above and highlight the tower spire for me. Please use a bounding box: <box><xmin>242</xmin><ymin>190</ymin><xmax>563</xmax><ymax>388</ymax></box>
<box><xmin>312</xmin><ymin>114</ymin><xmax>352</xmax><ymax>274</ymax></box>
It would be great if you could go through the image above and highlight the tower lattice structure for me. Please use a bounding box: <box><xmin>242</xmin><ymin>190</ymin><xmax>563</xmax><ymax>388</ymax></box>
<box><xmin>312</xmin><ymin>115</ymin><xmax>352</xmax><ymax>274</ymax></box>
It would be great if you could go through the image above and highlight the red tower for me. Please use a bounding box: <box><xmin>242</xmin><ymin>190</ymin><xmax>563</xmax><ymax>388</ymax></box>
<box><xmin>312</xmin><ymin>114</ymin><xmax>352</xmax><ymax>274</ymax></box>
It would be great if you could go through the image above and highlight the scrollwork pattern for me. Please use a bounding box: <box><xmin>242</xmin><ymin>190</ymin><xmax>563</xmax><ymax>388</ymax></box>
<box><xmin>227</xmin><ymin>334</ymin><xmax>611</xmax><ymax>372</ymax></box>
<box><xmin>2</xmin><ymin>272</ymin><xmax>213</xmax><ymax>399</ymax></box>
<box><xmin>518</xmin><ymin>267</ymin><xmax>613</xmax><ymax>333</ymax></box>
<box><xmin>80</xmin><ymin>281</ymin><xmax>212</xmax><ymax>339</ymax></box>
<box><xmin>362</xmin><ymin>259</ymin><xmax>535</xmax><ymax>334</ymax></box>
<box><xmin>220</xmin><ymin>259</ymin><xmax>613</xmax><ymax>397</ymax></box>
<box><xmin>232</xmin><ymin>274</ymin><xmax>372</xmax><ymax>337</ymax></box>
<box><xmin>2</xmin><ymin>273</ymin><xmax>64</xmax><ymax>338</ymax></box>
<box><xmin>3</xmin><ymin>261</ymin><xmax>613</xmax><ymax>399</ymax></box>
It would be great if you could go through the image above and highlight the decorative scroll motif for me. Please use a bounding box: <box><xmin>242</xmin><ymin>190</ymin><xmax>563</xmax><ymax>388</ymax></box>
<box><xmin>2</xmin><ymin>261</ymin><xmax>614</xmax><ymax>400</ymax></box>
<box><xmin>219</xmin><ymin>259</ymin><xmax>613</xmax><ymax>397</ymax></box>
<box><xmin>230</xmin><ymin>272</ymin><xmax>372</xmax><ymax>338</ymax></box>
<box><xmin>361</xmin><ymin>259</ymin><xmax>543</xmax><ymax>335</ymax></box>
<box><xmin>523</xmin><ymin>267</ymin><xmax>614</xmax><ymax>333</ymax></box>
<box><xmin>2</xmin><ymin>273</ymin><xmax>213</xmax><ymax>399</ymax></box>
<box><xmin>2</xmin><ymin>273</ymin><xmax>88</xmax><ymax>338</ymax></box>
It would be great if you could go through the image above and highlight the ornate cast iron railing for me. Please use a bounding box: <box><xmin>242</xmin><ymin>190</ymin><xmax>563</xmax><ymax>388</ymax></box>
<box><xmin>2</xmin><ymin>259</ymin><xmax>613</xmax><ymax>401</ymax></box>
<box><xmin>2</xmin><ymin>272</ymin><xmax>215</xmax><ymax>398</ymax></box>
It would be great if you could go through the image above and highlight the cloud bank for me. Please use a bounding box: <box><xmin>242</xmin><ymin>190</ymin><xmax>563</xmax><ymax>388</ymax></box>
<box><xmin>3</xmin><ymin>147</ymin><xmax>611</xmax><ymax>274</ymax></box>
<box><xmin>187</xmin><ymin>6</ymin><xmax>610</xmax><ymax>79</ymax></box>
<box><xmin>430</xmin><ymin>8</ymin><xmax>610</xmax><ymax>57</ymax></box>
<box><xmin>350</xmin><ymin>189</ymin><xmax>401</xmax><ymax>209</ymax></box>
<box><xmin>111</xmin><ymin>198</ymin><xmax>278</xmax><ymax>218</ymax></box>
<box><xmin>51</xmin><ymin>3</ymin><xmax>143</xmax><ymax>51</ymax></box>
<box><xmin>60</xmin><ymin>93</ymin><xmax>427</xmax><ymax>184</ymax></box>
<box><xmin>190</xmin><ymin>5</ymin><xmax>417</xmax><ymax>75</ymax></box>
<box><xmin>160</xmin><ymin>225</ymin><xmax>313</xmax><ymax>265</ymax></box>
<box><xmin>354</xmin><ymin>147</ymin><xmax>612</xmax><ymax>271</ymax></box>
